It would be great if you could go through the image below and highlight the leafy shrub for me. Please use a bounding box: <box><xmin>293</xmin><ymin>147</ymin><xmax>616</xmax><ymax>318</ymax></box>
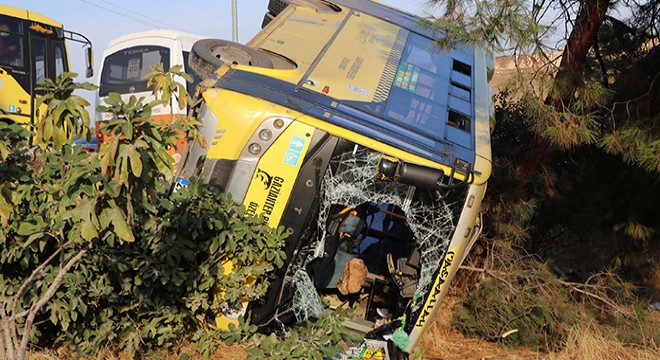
<box><xmin>245</xmin><ymin>308</ymin><xmax>359</xmax><ymax>360</ymax></box>
<box><xmin>52</xmin><ymin>179</ymin><xmax>286</xmax><ymax>357</ymax></box>
<box><xmin>0</xmin><ymin>70</ymin><xmax>286</xmax><ymax>359</ymax></box>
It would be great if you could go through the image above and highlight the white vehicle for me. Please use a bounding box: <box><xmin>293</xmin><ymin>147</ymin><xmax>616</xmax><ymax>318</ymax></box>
<box><xmin>96</xmin><ymin>29</ymin><xmax>206</xmax><ymax>155</ymax></box>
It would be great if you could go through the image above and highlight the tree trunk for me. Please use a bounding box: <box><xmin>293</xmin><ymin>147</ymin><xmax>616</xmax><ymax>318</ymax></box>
<box><xmin>547</xmin><ymin>0</ymin><xmax>611</xmax><ymax>107</ymax></box>
<box><xmin>515</xmin><ymin>0</ymin><xmax>611</xmax><ymax>187</ymax></box>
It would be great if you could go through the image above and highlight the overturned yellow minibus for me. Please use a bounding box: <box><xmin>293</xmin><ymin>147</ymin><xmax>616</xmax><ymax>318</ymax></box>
<box><xmin>177</xmin><ymin>0</ymin><xmax>494</xmax><ymax>357</ymax></box>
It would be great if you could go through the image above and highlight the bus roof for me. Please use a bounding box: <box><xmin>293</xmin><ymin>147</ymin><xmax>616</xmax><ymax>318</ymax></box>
<box><xmin>329</xmin><ymin>0</ymin><xmax>445</xmax><ymax>40</ymax></box>
<box><xmin>106</xmin><ymin>29</ymin><xmax>207</xmax><ymax>49</ymax></box>
<box><xmin>245</xmin><ymin>0</ymin><xmax>491</xmax><ymax>182</ymax></box>
<box><xmin>0</xmin><ymin>4</ymin><xmax>63</xmax><ymax>28</ymax></box>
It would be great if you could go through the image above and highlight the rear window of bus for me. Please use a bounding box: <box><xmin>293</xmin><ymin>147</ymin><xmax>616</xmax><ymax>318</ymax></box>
<box><xmin>99</xmin><ymin>45</ymin><xmax>169</xmax><ymax>96</ymax></box>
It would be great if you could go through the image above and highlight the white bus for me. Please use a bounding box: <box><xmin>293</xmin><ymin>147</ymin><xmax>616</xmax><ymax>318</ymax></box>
<box><xmin>96</xmin><ymin>29</ymin><xmax>206</xmax><ymax>156</ymax></box>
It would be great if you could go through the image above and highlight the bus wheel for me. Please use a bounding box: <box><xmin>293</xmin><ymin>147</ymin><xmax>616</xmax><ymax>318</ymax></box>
<box><xmin>189</xmin><ymin>39</ymin><xmax>273</xmax><ymax>80</ymax></box>
<box><xmin>281</xmin><ymin>0</ymin><xmax>342</xmax><ymax>13</ymax></box>
<box><xmin>268</xmin><ymin>0</ymin><xmax>288</xmax><ymax>17</ymax></box>
<box><xmin>261</xmin><ymin>11</ymin><xmax>276</xmax><ymax>28</ymax></box>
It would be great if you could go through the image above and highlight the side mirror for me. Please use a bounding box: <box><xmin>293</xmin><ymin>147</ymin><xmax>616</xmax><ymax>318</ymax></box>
<box><xmin>85</xmin><ymin>47</ymin><xmax>94</xmax><ymax>78</ymax></box>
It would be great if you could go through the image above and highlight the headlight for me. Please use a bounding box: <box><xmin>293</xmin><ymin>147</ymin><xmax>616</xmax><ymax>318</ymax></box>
<box><xmin>223</xmin><ymin>116</ymin><xmax>295</xmax><ymax>203</ymax></box>
<box><xmin>248</xmin><ymin>143</ymin><xmax>262</xmax><ymax>155</ymax></box>
<box><xmin>258</xmin><ymin>129</ymin><xmax>272</xmax><ymax>141</ymax></box>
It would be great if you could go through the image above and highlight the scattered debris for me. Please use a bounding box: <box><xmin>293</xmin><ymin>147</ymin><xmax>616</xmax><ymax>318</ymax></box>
<box><xmin>338</xmin><ymin>258</ymin><xmax>369</xmax><ymax>295</ymax></box>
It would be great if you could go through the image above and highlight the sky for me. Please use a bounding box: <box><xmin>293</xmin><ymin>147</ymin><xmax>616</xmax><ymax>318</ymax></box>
<box><xmin>2</xmin><ymin>0</ymin><xmax>434</xmax><ymax>112</ymax></box>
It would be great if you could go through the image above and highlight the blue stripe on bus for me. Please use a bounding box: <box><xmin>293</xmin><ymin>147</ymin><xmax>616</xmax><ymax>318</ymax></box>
<box><xmin>213</xmin><ymin>69</ymin><xmax>475</xmax><ymax>167</ymax></box>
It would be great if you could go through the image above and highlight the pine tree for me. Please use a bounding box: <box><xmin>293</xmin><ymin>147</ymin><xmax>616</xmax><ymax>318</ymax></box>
<box><xmin>426</xmin><ymin>0</ymin><xmax>658</xmax><ymax>178</ymax></box>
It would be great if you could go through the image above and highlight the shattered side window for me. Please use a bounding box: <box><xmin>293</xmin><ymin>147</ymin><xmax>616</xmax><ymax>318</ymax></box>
<box><xmin>288</xmin><ymin>145</ymin><xmax>458</xmax><ymax>322</ymax></box>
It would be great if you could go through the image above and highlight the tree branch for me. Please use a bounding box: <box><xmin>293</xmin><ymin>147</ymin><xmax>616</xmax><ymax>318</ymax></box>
<box><xmin>1</xmin><ymin>304</ymin><xmax>16</xmax><ymax>360</ymax></box>
<box><xmin>8</xmin><ymin>240</ymin><xmax>68</xmax><ymax>356</ymax></box>
<box><xmin>593</xmin><ymin>32</ymin><xmax>609</xmax><ymax>88</ymax></box>
<box><xmin>12</xmin><ymin>241</ymin><xmax>68</xmax><ymax>322</ymax></box>
<box><xmin>17</xmin><ymin>240</ymin><xmax>95</xmax><ymax>357</ymax></box>
<box><xmin>559</xmin><ymin>280</ymin><xmax>635</xmax><ymax>318</ymax></box>
<box><xmin>547</xmin><ymin>0</ymin><xmax>611</xmax><ymax>106</ymax></box>
<box><xmin>609</xmin><ymin>70</ymin><xmax>660</xmax><ymax>127</ymax></box>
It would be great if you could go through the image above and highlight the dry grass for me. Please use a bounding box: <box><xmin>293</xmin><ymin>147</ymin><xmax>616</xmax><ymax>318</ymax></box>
<box><xmin>548</xmin><ymin>322</ymin><xmax>660</xmax><ymax>360</ymax></box>
<box><xmin>27</xmin><ymin>320</ymin><xmax>660</xmax><ymax>360</ymax></box>
<box><xmin>28</xmin><ymin>342</ymin><xmax>248</xmax><ymax>360</ymax></box>
<box><xmin>418</xmin><ymin>296</ymin><xmax>544</xmax><ymax>360</ymax></box>
<box><xmin>28</xmin><ymin>347</ymin><xmax>120</xmax><ymax>360</ymax></box>
<box><xmin>418</xmin><ymin>295</ymin><xmax>660</xmax><ymax>360</ymax></box>
<box><xmin>159</xmin><ymin>342</ymin><xmax>247</xmax><ymax>360</ymax></box>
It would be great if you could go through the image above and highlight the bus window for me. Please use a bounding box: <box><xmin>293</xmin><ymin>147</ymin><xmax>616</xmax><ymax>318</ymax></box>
<box><xmin>0</xmin><ymin>16</ymin><xmax>24</xmax><ymax>68</ymax></box>
<box><xmin>381</xmin><ymin>33</ymin><xmax>452</xmax><ymax>140</ymax></box>
<box><xmin>31</xmin><ymin>36</ymin><xmax>46</xmax><ymax>85</ymax></box>
<box><xmin>52</xmin><ymin>41</ymin><xmax>67</xmax><ymax>78</ymax></box>
<box><xmin>99</xmin><ymin>45</ymin><xmax>170</xmax><ymax>96</ymax></box>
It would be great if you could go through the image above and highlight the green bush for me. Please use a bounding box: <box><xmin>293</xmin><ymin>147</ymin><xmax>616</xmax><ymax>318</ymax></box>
<box><xmin>244</xmin><ymin>307</ymin><xmax>359</xmax><ymax>360</ymax></box>
<box><xmin>0</xmin><ymin>70</ymin><xmax>286</xmax><ymax>359</ymax></box>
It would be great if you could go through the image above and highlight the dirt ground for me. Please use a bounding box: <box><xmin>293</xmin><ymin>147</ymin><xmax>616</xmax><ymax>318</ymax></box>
<box><xmin>30</xmin><ymin>297</ymin><xmax>660</xmax><ymax>360</ymax></box>
<box><xmin>417</xmin><ymin>297</ymin><xmax>660</xmax><ymax>360</ymax></box>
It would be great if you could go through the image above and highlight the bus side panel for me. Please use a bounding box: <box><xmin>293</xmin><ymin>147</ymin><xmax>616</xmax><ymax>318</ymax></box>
<box><xmin>0</xmin><ymin>69</ymin><xmax>32</xmax><ymax>124</ymax></box>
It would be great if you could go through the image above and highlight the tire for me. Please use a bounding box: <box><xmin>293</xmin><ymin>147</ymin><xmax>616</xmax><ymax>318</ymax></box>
<box><xmin>261</xmin><ymin>11</ymin><xmax>276</xmax><ymax>28</ymax></box>
<box><xmin>269</xmin><ymin>0</ymin><xmax>341</xmax><ymax>15</ymax></box>
<box><xmin>268</xmin><ymin>0</ymin><xmax>289</xmax><ymax>16</ymax></box>
<box><xmin>287</xmin><ymin>0</ymin><xmax>342</xmax><ymax>13</ymax></box>
<box><xmin>188</xmin><ymin>39</ymin><xmax>274</xmax><ymax>80</ymax></box>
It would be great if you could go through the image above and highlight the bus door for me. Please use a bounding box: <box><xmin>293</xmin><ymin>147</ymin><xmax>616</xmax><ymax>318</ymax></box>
<box><xmin>28</xmin><ymin>22</ymin><xmax>68</xmax><ymax>122</ymax></box>
<box><xmin>1</xmin><ymin>5</ymin><xmax>91</xmax><ymax>128</ymax></box>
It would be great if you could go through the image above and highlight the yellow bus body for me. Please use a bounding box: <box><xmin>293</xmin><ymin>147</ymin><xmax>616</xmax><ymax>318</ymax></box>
<box><xmin>177</xmin><ymin>0</ymin><xmax>494</xmax><ymax>355</ymax></box>
<box><xmin>0</xmin><ymin>4</ymin><xmax>88</xmax><ymax>128</ymax></box>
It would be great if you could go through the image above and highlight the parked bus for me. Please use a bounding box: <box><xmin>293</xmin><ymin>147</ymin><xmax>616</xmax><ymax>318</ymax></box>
<box><xmin>0</xmin><ymin>4</ymin><xmax>93</xmax><ymax>126</ymax></box>
<box><xmin>96</xmin><ymin>30</ymin><xmax>206</xmax><ymax>156</ymax></box>
<box><xmin>178</xmin><ymin>0</ymin><xmax>494</xmax><ymax>357</ymax></box>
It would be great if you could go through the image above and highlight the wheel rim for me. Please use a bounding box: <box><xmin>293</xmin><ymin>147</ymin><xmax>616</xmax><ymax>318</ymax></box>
<box><xmin>210</xmin><ymin>44</ymin><xmax>259</xmax><ymax>66</ymax></box>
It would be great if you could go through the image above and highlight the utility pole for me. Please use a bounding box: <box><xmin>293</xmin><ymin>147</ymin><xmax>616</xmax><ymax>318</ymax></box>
<box><xmin>231</xmin><ymin>0</ymin><xmax>238</xmax><ymax>42</ymax></box>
